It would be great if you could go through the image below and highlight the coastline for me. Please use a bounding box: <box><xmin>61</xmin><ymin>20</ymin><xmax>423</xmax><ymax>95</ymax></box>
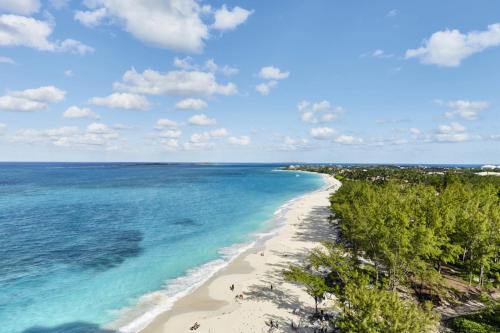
<box><xmin>121</xmin><ymin>173</ymin><xmax>340</xmax><ymax>333</ymax></box>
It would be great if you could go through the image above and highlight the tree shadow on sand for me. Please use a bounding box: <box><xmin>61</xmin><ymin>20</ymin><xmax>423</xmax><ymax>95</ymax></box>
<box><xmin>293</xmin><ymin>206</ymin><xmax>337</xmax><ymax>243</ymax></box>
<box><xmin>22</xmin><ymin>322</ymin><xmax>118</xmax><ymax>333</ymax></box>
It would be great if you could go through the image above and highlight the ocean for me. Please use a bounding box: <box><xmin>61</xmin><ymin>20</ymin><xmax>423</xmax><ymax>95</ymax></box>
<box><xmin>0</xmin><ymin>163</ymin><xmax>324</xmax><ymax>333</ymax></box>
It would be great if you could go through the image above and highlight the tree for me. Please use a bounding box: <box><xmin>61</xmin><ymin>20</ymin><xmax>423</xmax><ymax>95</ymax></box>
<box><xmin>284</xmin><ymin>265</ymin><xmax>330</xmax><ymax>315</ymax></box>
<box><xmin>336</xmin><ymin>274</ymin><xmax>439</xmax><ymax>333</ymax></box>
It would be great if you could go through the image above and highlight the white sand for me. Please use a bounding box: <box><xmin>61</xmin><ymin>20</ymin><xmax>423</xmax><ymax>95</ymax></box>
<box><xmin>137</xmin><ymin>174</ymin><xmax>341</xmax><ymax>333</ymax></box>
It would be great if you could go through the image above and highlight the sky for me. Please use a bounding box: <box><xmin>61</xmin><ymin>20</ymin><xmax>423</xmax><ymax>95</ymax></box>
<box><xmin>0</xmin><ymin>0</ymin><xmax>499</xmax><ymax>163</ymax></box>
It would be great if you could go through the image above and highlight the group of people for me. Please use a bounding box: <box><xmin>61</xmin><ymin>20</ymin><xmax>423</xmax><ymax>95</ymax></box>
<box><xmin>189</xmin><ymin>321</ymin><xmax>200</xmax><ymax>330</ymax></box>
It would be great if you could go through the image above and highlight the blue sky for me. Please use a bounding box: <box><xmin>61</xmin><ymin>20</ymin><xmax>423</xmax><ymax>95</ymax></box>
<box><xmin>0</xmin><ymin>0</ymin><xmax>499</xmax><ymax>163</ymax></box>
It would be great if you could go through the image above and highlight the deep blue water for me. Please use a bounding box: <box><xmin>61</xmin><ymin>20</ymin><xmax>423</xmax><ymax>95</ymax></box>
<box><xmin>0</xmin><ymin>163</ymin><xmax>324</xmax><ymax>333</ymax></box>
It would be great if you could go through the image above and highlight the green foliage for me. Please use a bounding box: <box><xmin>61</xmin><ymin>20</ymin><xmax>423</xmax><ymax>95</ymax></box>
<box><xmin>329</xmin><ymin>171</ymin><xmax>500</xmax><ymax>290</ymax></box>
<box><xmin>284</xmin><ymin>265</ymin><xmax>330</xmax><ymax>314</ymax></box>
<box><xmin>451</xmin><ymin>318</ymin><xmax>499</xmax><ymax>333</ymax></box>
<box><xmin>284</xmin><ymin>165</ymin><xmax>499</xmax><ymax>331</ymax></box>
<box><xmin>450</xmin><ymin>304</ymin><xmax>500</xmax><ymax>333</ymax></box>
<box><xmin>335</xmin><ymin>274</ymin><xmax>438</xmax><ymax>333</ymax></box>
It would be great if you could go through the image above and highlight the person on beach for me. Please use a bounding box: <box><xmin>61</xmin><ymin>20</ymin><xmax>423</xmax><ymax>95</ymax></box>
<box><xmin>230</xmin><ymin>284</ymin><xmax>234</xmax><ymax>291</ymax></box>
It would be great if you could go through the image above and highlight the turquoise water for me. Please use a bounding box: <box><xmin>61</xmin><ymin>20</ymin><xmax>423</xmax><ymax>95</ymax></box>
<box><xmin>0</xmin><ymin>163</ymin><xmax>323</xmax><ymax>333</ymax></box>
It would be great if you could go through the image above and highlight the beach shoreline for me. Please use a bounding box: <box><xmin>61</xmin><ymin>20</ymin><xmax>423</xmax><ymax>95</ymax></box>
<box><xmin>118</xmin><ymin>173</ymin><xmax>340</xmax><ymax>333</ymax></box>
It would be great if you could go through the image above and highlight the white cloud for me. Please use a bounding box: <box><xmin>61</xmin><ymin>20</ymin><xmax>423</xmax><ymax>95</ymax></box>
<box><xmin>212</xmin><ymin>5</ymin><xmax>252</xmax><ymax>31</ymax></box>
<box><xmin>49</xmin><ymin>0</ymin><xmax>69</xmax><ymax>9</ymax></box>
<box><xmin>173</xmin><ymin>56</ymin><xmax>196</xmax><ymax>70</ymax></box>
<box><xmin>370</xmin><ymin>49</ymin><xmax>393</xmax><ymax>59</ymax></box>
<box><xmin>274</xmin><ymin>136</ymin><xmax>309</xmax><ymax>151</ymax></box>
<box><xmin>10</xmin><ymin>86</ymin><xmax>65</xmax><ymax>102</ymax></box>
<box><xmin>89</xmin><ymin>92</ymin><xmax>149</xmax><ymax>110</ymax></box>
<box><xmin>409</xmin><ymin>128</ymin><xmax>421</xmax><ymax>135</ymax></box>
<box><xmin>161</xmin><ymin>138</ymin><xmax>179</xmax><ymax>151</ymax></box>
<box><xmin>386</xmin><ymin>9</ymin><xmax>398</xmax><ymax>18</ymax></box>
<box><xmin>11</xmin><ymin>124</ymin><xmax>121</xmax><ymax>148</ymax></box>
<box><xmin>87</xmin><ymin>122</ymin><xmax>113</xmax><ymax>134</ymax></box>
<box><xmin>64</xmin><ymin>69</ymin><xmax>74</xmax><ymax>77</ymax></box>
<box><xmin>188</xmin><ymin>114</ymin><xmax>216</xmax><ymax>126</ymax></box>
<box><xmin>0</xmin><ymin>56</ymin><xmax>15</xmax><ymax>64</ymax></box>
<box><xmin>406</xmin><ymin>23</ymin><xmax>500</xmax><ymax>67</ymax></box>
<box><xmin>74</xmin><ymin>8</ymin><xmax>108</xmax><ymax>27</ymax></box>
<box><xmin>158</xmin><ymin>129</ymin><xmax>182</xmax><ymax>138</ymax></box>
<box><xmin>114</xmin><ymin>68</ymin><xmax>237</xmax><ymax>97</ymax></box>
<box><xmin>205</xmin><ymin>58</ymin><xmax>218</xmax><ymax>72</ymax></box>
<box><xmin>75</xmin><ymin>1</ymin><xmax>253</xmax><ymax>52</ymax></box>
<box><xmin>190</xmin><ymin>132</ymin><xmax>210</xmax><ymax>143</ymax></box>
<box><xmin>334</xmin><ymin>135</ymin><xmax>363</xmax><ymax>145</ymax></box>
<box><xmin>76</xmin><ymin>0</ymin><xmax>209</xmax><ymax>53</ymax></box>
<box><xmin>0</xmin><ymin>122</ymin><xmax>6</xmax><ymax>134</ymax></box>
<box><xmin>258</xmin><ymin>66</ymin><xmax>290</xmax><ymax>80</ymax></box>
<box><xmin>0</xmin><ymin>86</ymin><xmax>65</xmax><ymax>112</ymax></box>
<box><xmin>0</xmin><ymin>0</ymin><xmax>40</xmax><ymax>15</ymax></box>
<box><xmin>221</xmin><ymin>65</ymin><xmax>238</xmax><ymax>76</ymax></box>
<box><xmin>310</xmin><ymin>127</ymin><xmax>335</xmax><ymax>140</ymax></box>
<box><xmin>255</xmin><ymin>80</ymin><xmax>277</xmax><ymax>95</ymax></box>
<box><xmin>63</xmin><ymin>106</ymin><xmax>100</xmax><ymax>119</ymax></box>
<box><xmin>434</xmin><ymin>122</ymin><xmax>471</xmax><ymax>142</ymax></box>
<box><xmin>175</xmin><ymin>98</ymin><xmax>207</xmax><ymax>110</ymax></box>
<box><xmin>442</xmin><ymin>100</ymin><xmax>489</xmax><ymax>120</ymax></box>
<box><xmin>210</xmin><ymin>128</ymin><xmax>228</xmax><ymax>137</ymax></box>
<box><xmin>0</xmin><ymin>14</ymin><xmax>94</xmax><ymax>54</ymax></box>
<box><xmin>155</xmin><ymin>118</ymin><xmax>179</xmax><ymax>129</ymax></box>
<box><xmin>228</xmin><ymin>135</ymin><xmax>250</xmax><ymax>145</ymax></box>
<box><xmin>298</xmin><ymin>100</ymin><xmax>344</xmax><ymax>124</ymax></box>
<box><xmin>0</xmin><ymin>96</ymin><xmax>46</xmax><ymax>111</ymax></box>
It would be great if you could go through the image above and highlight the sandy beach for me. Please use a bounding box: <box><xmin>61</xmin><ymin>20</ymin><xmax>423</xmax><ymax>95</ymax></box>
<box><xmin>135</xmin><ymin>174</ymin><xmax>341</xmax><ymax>333</ymax></box>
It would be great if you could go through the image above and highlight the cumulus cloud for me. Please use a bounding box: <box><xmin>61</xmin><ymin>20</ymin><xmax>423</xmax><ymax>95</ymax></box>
<box><xmin>334</xmin><ymin>135</ymin><xmax>363</xmax><ymax>145</ymax></box>
<box><xmin>114</xmin><ymin>68</ymin><xmax>237</xmax><ymax>97</ymax></box>
<box><xmin>0</xmin><ymin>0</ymin><xmax>40</xmax><ymax>15</ymax></box>
<box><xmin>74</xmin><ymin>8</ymin><xmax>108</xmax><ymax>27</ymax></box>
<box><xmin>89</xmin><ymin>92</ymin><xmax>149</xmax><ymax>110</ymax></box>
<box><xmin>173</xmin><ymin>56</ymin><xmax>196</xmax><ymax>70</ymax></box>
<box><xmin>273</xmin><ymin>135</ymin><xmax>309</xmax><ymax>151</ymax></box>
<box><xmin>11</xmin><ymin>123</ymin><xmax>121</xmax><ymax>148</ymax></box>
<box><xmin>158</xmin><ymin>129</ymin><xmax>182</xmax><ymax>139</ymax></box>
<box><xmin>441</xmin><ymin>100</ymin><xmax>489</xmax><ymax>120</ymax></box>
<box><xmin>210</xmin><ymin>128</ymin><xmax>228</xmax><ymax>137</ymax></box>
<box><xmin>228</xmin><ymin>135</ymin><xmax>250</xmax><ymax>145</ymax></box>
<box><xmin>0</xmin><ymin>56</ymin><xmax>15</xmax><ymax>64</ymax></box>
<box><xmin>434</xmin><ymin>122</ymin><xmax>471</xmax><ymax>142</ymax></box>
<box><xmin>0</xmin><ymin>14</ymin><xmax>94</xmax><ymax>54</ymax></box>
<box><xmin>258</xmin><ymin>66</ymin><xmax>290</xmax><ymax>80</ymax></box>
<box><xmin>310</xmin><ymin>127</ymin><xmax>335</xmax><ymax>140</ymax></box>
<box><xmin>175</xmin><ymin>98</ymin><xmax>207</xmax><ymax>110</ymax></box>
<box><xmin>73</xmin><ymin>1</ymin><xmax>252</xmax><ymax>53</ymax></box>
<box><xmin>211</xmin><ymin>5</ymin><xmax>253</xmax><ymax>31</ymax></box>
<box><xmin>75</xmin><ymin>0</ymin><xmax>208</xmax><ymax>52</ymax></box>
<box><xmin>63</xmin><ymin>106</ymin><xmax>100</xmax><ymax>119</ymax></box>
<box><xmin>188</xmin><ymin>114</ymin><xmax>216</xmax><ymax>126</ymax></box>
<box><xmin>406</xmin><ymin>23</ymin><xmax>500</xmax><ymax>67</ymax></box>
<box><xmin>298</xmin><ymin>100</ymin><xmax>344</xmax><ymax>124</ymax></box>
<box><xmin>221</xmin><ymin>65</ymin><xmax>239</xmax><ymax>76</ymax></box>
<box><xmin>0</xmin><ymin>86</ymin><xmax>65</xmax><ymax>112</ymax></box>
<box><xmin>155</xmin><ymin>118</ymin><xmax>179</xmax><ymax>129</ymax></box>
<box><xmin>255</xmin><ymin>80</ymin><xmax>277</xmax><ymax>95</ymax></box>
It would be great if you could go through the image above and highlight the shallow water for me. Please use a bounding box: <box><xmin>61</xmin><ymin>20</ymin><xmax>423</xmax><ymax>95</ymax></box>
<box><xmin>0</xmin><ymin>163</ymin><xmax>323</xmax><ymax>333</ymax></box>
